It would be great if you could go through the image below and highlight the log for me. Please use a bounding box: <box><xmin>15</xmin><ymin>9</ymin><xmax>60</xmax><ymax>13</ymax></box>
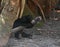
<box><xmin>11</xmin><ymin>26</ymin><xmax>24</xmax><ymax>33</ymax></box>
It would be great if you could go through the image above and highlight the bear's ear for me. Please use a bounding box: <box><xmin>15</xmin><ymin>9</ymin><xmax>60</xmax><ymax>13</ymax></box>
<box><xmin>31</xmin><ymin>20</ymin><xmax>35</xmax><ymax>24</ymax></box>
<box><xmin>31</xmin><ymin>16</ymin><xmax>42</xmax><ymax>24</ymax></box>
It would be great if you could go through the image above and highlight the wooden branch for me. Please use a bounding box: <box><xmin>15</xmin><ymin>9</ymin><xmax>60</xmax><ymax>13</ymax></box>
<box><xmin>19</xmin><ymin>0</ymin><xmax>26</xmax><ymax>18</ymax></box>
<box><xmin>32</xmin><ymin>0</ymin><xmax>46</xmax><ymax>22</ymax></box>
<box><xmin>16</xmin><ymin>0</ymin><xmax>26</xmax><ymax>19</ymax></box>
<box><xmin>16</xmin><ymin>7</ymin><xmax>20</xmax><ymax>18</ymax></box>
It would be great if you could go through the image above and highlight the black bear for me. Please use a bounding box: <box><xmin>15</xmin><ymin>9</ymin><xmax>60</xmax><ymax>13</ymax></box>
<box><xmin>12</xmin><ymin>15</ymin><xmax>42</xmax><ymax>39</ymax></box>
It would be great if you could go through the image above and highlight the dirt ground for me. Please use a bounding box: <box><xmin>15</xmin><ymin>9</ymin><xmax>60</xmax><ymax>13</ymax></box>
<box><xmin>4</xmin><ymin>19</ymin><xmax>60</xmax><ymax>47</ymax></box>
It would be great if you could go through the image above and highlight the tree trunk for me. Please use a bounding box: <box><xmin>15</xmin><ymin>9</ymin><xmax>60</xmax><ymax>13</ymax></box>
<box><xmin>0</xmin><ymin>0</ymin><xmax>19</xmax><ymax>46</ymax></box>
